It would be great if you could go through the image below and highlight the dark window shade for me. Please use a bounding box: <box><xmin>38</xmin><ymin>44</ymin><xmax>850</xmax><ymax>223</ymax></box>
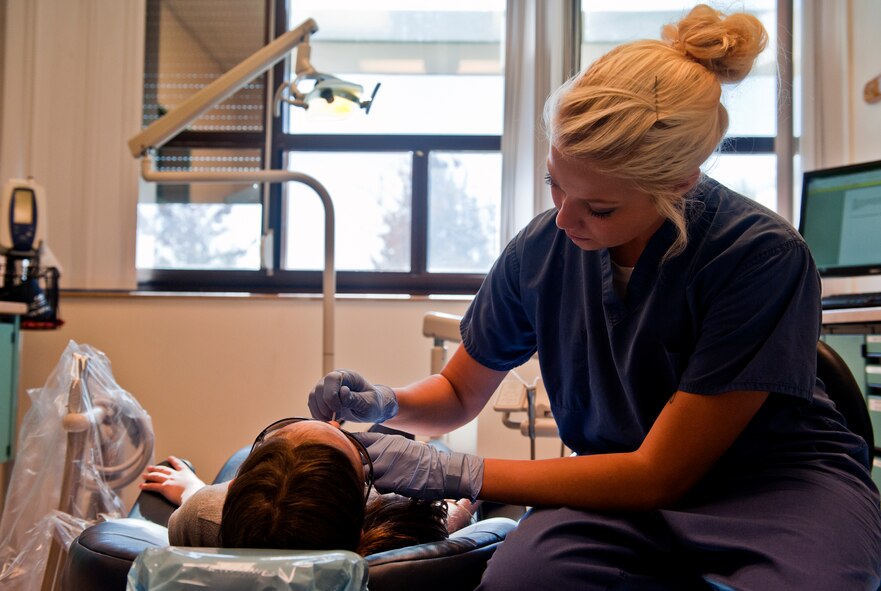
<box><xmin>153</xmin><ymin>148</ymin><xmax>263</xmax><ymax>174</ymax></box>
<box><xmin>143</xmin><ymin>0</ymin><xmax>268</xmax><ymax>132</ymax></box>
<box><xmin>152</xmin><ymin>147</ymin><xmax>264</xmax><ymax>205</ymax></box>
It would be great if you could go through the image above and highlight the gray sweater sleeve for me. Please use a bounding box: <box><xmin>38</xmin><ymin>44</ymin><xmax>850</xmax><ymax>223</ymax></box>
<box><xmin>167</xmin><ymin>481</ymin><xmax>230</xmax><ymax>547</ymax></box>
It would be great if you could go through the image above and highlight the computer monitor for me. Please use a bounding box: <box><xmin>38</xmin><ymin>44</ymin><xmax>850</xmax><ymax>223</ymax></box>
<box><xmin>799</xmin><ymin>159</ymin><xmax>881</xmax><ymax>278</ymax></box>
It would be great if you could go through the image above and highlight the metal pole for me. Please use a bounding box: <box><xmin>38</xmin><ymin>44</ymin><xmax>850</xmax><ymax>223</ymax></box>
<box><xmin>41</xmin><ymin>355</ymin><xmax>89</xmax><ymax>591</ymax></box>
<box><xmin>141</xmin><ymin>159</ymin><xmax>336</xmax><ymax>374</ymax></box>
<box><xmin>777</xmin><ymin>0</ymin><xmax>795</xmax><ymax>222</ymax></box>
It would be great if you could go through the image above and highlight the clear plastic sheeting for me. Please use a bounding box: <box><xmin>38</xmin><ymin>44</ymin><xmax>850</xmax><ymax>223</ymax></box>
<box><xmin>0</xmin><ymin>341</ymin><xmax>154</xmax><ymax>591</ymax></box>
<box><xmin>0</xmin><ymin>511</ymin><xmax>91</xmax><ymax>590</ymax></box>
<box><xmin>127</xmin><ymin>547</ymin><xmax>369</xmax><ymax>591</ymax></box>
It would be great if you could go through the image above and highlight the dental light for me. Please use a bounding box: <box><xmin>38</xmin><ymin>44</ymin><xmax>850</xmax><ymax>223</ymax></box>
<box><xmin>127</xmin><ymin>19</ymin><xmax>375</xmax><ymax>160</ymax></box>
<box><xmin>127</xmin><ymin>18</ymin><xmax>376</xmax><ymax>374</ymax></box>
<box><xmin>273</xmin><ymin>32</ymin><xmax>380</xmax><ymax>118</ymax></box>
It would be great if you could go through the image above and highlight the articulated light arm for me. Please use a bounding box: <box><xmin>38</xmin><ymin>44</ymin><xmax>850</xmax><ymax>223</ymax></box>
<box><xmin>128</xmin><ymin>18</ymin><xmax>318</xmax><ymax>158</ymax></box>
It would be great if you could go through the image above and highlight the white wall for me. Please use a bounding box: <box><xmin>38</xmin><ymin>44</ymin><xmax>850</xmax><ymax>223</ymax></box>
<box><xmin>812</xmin><ymin>0</ymin><xmax>881</xmax><ymax>298</ymax></box>
<box><xmin>0</xmin><ymin>0</ymin><xmax>142</xmax><ymax>290</ymax></box>
<box><xmin>850</xmin><ymin>1</ymin><xmax>881</xmax><ymax>164</ymax></box>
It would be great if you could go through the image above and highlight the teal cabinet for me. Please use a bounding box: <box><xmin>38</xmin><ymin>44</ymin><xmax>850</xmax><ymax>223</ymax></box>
<box><xmin>0</xmin><ymin>316</ymin><xmax>21</xmax><ymax>463</ymax></box>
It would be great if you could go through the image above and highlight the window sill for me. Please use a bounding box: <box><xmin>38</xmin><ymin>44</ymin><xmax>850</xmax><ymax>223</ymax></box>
<box><xmin>59</xmin><ymin>289</ymin><xmax>475</xmax><ymax>304</ymax></box>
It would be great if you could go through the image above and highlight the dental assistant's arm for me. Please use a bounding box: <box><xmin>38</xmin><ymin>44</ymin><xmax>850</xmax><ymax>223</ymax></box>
<box><xmin>479</xmin><ymin>386</ymin><xmax>768</xmax><ymax>510</ymax></box>
<box><xmin>366</xmin><ymin>346</ymin><xmax>768</xmax><ymax>511</ymax></box>
<box><xmin>383</xmin><ymin>346</ymin><xmax>508</xmax><ymax>435</ymax></box>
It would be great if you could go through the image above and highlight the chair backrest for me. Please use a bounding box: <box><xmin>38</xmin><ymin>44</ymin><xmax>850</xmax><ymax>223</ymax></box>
<box><xmin>816</xmin><ymin>340</ymin><xmax>875</xmax><ymax>466</ymax></box>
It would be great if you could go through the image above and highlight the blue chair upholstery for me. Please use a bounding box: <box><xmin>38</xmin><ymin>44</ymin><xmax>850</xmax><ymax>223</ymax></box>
<box><xmin>62</xmin><ymin>446</ymin><xmax>516</xmax><ymax>591</ymax></box>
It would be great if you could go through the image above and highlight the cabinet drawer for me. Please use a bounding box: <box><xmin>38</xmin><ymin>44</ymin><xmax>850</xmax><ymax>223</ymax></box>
<box><xmin>866</xmin><ymin>336</ymin><xmax>881</xmax><ymax>356</ymax></box>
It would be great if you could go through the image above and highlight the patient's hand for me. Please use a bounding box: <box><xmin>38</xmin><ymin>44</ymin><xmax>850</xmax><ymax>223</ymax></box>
<box><xmin>140</xmin><ymin>455</ymin><xmax>207</xmax><ymax>506</ymax></box>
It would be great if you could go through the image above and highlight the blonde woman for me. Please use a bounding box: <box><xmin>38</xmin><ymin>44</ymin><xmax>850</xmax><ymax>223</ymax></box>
<box><xmin>311</xmin><ymin>5</ymin><xmax>881</xmax><ymax>589</ymax></box>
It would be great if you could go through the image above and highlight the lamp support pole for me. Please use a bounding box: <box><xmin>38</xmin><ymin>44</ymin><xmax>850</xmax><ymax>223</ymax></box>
<box><xmin>140</xmin><ymin>157</ymin><xmax>336</xmax><ymax>375</ymax></box>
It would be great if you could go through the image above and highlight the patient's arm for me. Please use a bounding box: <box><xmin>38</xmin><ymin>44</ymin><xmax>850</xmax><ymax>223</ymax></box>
<box><xmin>167</xmin><ymin>482</ymin><xmax>229</xmax><ymax>547</ymax></box>
<box><xmin>140</xmin><ymin>455</ymin><xmax>207</xmax><ymax>506</ymax></box>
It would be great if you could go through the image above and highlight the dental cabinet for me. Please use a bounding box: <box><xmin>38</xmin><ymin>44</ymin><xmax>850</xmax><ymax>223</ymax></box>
<box><xmin>822</xmin><ymin>307</ymin><xmax>881</xmax><ymax>489</ymax></box>
<box><xmin>0</xmin><ymin>303</ymin><xmax>24</xmax><ymax>463</ymax></box>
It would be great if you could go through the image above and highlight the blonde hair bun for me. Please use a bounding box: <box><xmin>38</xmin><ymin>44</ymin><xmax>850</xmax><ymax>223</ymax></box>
<box><xmin>662</xmin><ymin>4</ymin><xmax>768</xmax><ymax>83</ymax></box>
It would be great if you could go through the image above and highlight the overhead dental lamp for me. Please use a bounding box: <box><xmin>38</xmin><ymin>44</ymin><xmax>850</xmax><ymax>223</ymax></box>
<box><xmin>127</xmin><ymin>18</ymin><xmax>376</xmax><ymax>160</ymax></box>
<box><xmin>274</xmin><ymin>31</ymin><xmax>380</xmax><ymax>118</ymax></box>
<box><xmin>126</xmin><ymin>18</ymin><xmax>376</xmax><ymax>374</ymax></box>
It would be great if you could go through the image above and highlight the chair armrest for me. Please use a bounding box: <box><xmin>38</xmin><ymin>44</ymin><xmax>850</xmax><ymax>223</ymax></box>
<box><xmin>127</xmin><ymin>457</ymin><xmax>198</xmax><ymax>527</ymax></box>
<box><xmin>62</xmin><ymin>518</ymin><xmax>169</xmax><ymax>591</ymax></box>
<box><xmin>365</xmin><ymin>517</ymin><xmax>518</xmax><ymax>591</ymax></box>
<box><xmin>127</xmin><ymin>490</ymin><xmax>178</xmax><ymax>527</ymax></box>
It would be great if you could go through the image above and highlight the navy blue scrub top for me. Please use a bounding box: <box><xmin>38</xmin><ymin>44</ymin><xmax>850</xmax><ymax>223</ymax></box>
<box><xmin>462</xmin><ymin>177</ymin><xmax>873</xmax><ymax>488</ymax></box>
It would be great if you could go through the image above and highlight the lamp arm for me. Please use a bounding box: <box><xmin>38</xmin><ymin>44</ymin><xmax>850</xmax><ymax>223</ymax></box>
<box><xmin>128</xmin><ymin>18</ymin><xmax>318</xmax><ymax>158</ymax></box>
<box><xmin>140</xmin><ymin>157</ymin><xmax>336</xmax><ymax>375</ymax></box>
<box><xmin>273</xmin><ymin>83</ymin><xmax>307</xmax><ymax>117</ymax></box>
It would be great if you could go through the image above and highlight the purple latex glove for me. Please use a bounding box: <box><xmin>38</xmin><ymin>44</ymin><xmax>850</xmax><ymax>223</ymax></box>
<box><xmin>353</xmin><ymin>431</ymin><xmax>484</xmax><ymax>502</ymax></box>
<box><xmin>308</xmin><ymin>369</ymin><xmax>398</xmax><ymax>423</ymax></box>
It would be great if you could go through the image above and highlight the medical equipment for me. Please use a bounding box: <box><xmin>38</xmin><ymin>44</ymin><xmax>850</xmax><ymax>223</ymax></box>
<box><xmin>128</xmin><ymin>18</ymin><xmax>376</xmax><ymax>375</ymax></box>
<box><xmin>492</xmin><ymin>377</ymin><xmax>558</xmax><ymax>460</ymax></box>
<box><xmin>0</xmin><ymin>178</ymin><xmax>62</xmax><ymax>329</ymax></box>
<box><xmin>0</xmin><ymin>178</ymin><xmax>46</xmax><ymax>251</ymax></box>
<box><xmin>422</xmin><ymin>311</ymin><xmax>561</xmax><ymax>460</ymax></box>
<box><xmin>0</xmin><ymin>342</ymin><xmax>154</xmax><ymax>591</ymax></box>
<box><xmin>273</xmin><ymin>29</ymin><xmax>379</xmax><ymax>118</ymax></box>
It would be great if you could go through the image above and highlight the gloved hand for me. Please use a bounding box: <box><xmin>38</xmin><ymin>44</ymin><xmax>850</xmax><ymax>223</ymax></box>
<box><xmin>353</xmin><ymin>432</ymin><xmax>484</xmax><ymax>502</ymax></box>
<box><xmin>308</xmin><ymin>369</ymin><xmax>399</xmax><ymax>423</ymax></box>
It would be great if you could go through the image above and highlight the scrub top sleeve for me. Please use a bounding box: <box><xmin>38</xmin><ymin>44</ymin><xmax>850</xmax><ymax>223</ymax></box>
<box><xmin>679</xmin><ymin>240</ymin><xmax>820</xmax><ymax>399</ymax></box>
<box><xmin>461</xmin><ymin>238</ymin><xmax>538</xmax><ymax>371</ymax></box>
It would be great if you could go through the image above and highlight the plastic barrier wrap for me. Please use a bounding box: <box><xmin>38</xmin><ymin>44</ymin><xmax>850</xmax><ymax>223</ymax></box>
<box><xmin>0</xmin><ymin>341</ymin><xmax>154</xmax><ymax>590</ymax></box>
<box><xmin>127</xmin><ymin>547</ymin><xmax>369</xmax><ymax>591</ymax></box>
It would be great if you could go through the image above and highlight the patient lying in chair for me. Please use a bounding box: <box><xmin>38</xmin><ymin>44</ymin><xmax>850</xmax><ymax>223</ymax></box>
<box><xmin>140</xmin><ymin>418</ymin><xmax>476</xmax><ymax>555</ymax></box>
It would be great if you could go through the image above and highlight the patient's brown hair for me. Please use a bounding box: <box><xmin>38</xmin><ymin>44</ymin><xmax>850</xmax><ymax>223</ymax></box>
<box><xmin>358</xmin><ymin>494</ymin><xmax>448</xmax><ymax>555</ymax></box>
<box><xmin>220</xmin><ymin>439</ymin><xmax>365</xmax><ymax>551</ymax></box>
<box><xmin>220</xmin><ymin>437</ymin><xmax>450</xmax><ymax>555</ymax></box>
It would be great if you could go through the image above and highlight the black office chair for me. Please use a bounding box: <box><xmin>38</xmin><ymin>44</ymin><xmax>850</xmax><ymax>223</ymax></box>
<box><xmin>817</xmin><ymin>339</ymin><xmax>875</xmax><ymax>467</ymax></box>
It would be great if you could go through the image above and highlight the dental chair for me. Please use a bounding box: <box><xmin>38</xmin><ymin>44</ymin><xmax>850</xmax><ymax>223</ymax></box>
<box><xmin>61</xmin><ymin>444</ymin><xmax>517</xmax><ymax>591</ymax></box>
<box><xmin>62</xmin><ymin>335</ymin><xmax>871</xmax><ymax>590</ymax></box>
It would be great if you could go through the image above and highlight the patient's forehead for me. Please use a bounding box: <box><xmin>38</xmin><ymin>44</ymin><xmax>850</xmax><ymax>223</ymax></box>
<box><xmin>267</xmin><ymin>421</ymin><xmax>362</xmax><ymax>473</ymax></box>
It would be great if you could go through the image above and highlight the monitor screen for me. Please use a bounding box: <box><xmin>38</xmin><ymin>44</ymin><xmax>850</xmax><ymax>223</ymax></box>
<box><xmin>799</xmin><ymin>159</ymin><xmax>881</xmax><ymax>277</ymax></box>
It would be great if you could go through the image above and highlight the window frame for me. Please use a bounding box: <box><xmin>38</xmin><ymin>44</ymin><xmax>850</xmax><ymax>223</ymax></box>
<box><xmin>137</xmin><ymin>0</ymin><xmax>503</xmax><ymax>295</ymax></box>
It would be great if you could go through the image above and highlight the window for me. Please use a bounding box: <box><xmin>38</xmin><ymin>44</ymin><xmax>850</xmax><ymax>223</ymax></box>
<box><xmin>138</xmin><ymin>0</ymin><xmax>268</xmax><ymax>278</ymax></box>
<box><xmin>136</xmin><ymin>1</ymin><xmax>786</xmax><ymax>294</ymax></box>
<box><xmin>580</xmin><ymin>1</ymin><xmax>779</xmax><ymax>211</ymax></box>
<box><xmin>137</xmin><ymin>0</ymin><xmax>505</xmax><ymax>294</ymax></box>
